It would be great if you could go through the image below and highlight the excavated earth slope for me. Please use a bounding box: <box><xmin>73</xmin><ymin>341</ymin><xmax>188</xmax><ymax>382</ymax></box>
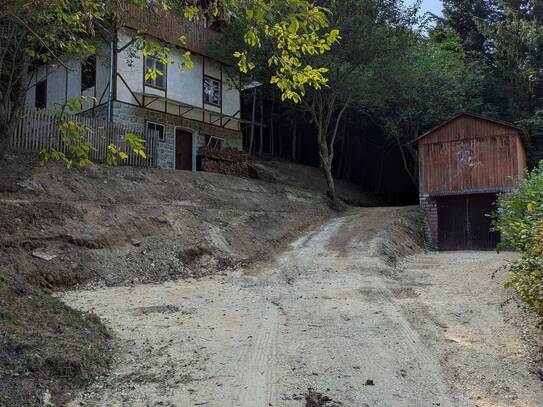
<box><xmin>1</xmin><ymin>153</ymin><xmax>365</xmax><ymax>405</ymax></box>
<box><xmin>62</xmin><ymin>208</ymin><xmax>543</xmax><ymax>407</ymax></box>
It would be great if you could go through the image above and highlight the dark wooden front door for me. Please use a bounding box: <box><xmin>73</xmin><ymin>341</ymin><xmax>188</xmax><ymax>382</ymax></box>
<box><xmin>437</xmin><ymin>193</ymin><xmax>500</xmax><ymax>251</ymax></box>
<box><xmin>175</xmin><ymin>129</ymin><xmax>193</xmax><ymax>171</ymax></box>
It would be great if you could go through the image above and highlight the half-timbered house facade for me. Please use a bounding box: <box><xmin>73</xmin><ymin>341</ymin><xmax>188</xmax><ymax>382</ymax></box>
<box><xmin>24</xmin><ymin>5</ymin><xmax>243</xmax><ymax>171</ymax></box>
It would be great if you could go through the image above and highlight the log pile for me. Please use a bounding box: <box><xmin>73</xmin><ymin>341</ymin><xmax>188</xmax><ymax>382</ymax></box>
<box><xmin>198</xmin><ymin>147</ymin><xmax>248</xmax><ymax>176</ymax></box>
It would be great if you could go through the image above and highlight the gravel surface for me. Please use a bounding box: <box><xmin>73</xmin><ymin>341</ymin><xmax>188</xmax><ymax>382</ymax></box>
<box><xmin>61</xmin><ymin>207</ymin><xmax>543</xmax><ymax>407</ymax></box>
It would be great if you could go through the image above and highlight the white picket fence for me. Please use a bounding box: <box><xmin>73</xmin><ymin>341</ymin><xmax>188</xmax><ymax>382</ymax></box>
<box><xmin>10</xmin><ymin>109</ymin><xmax>158</xmax><ymax>167</ymax></box>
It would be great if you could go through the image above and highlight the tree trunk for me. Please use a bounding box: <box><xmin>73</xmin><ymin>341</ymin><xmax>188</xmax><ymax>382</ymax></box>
<box><xmin>336</xmin><ymin>125</ymin><xmax>346</xmax><ymax>178</ymax></box>
<box><xmin>376</xmin><ymin>147</ymin><xmax>385</xmax><ymax>195</ymax></box>
<box><xmin>0</xmin><ymin>55</ymin><xmax>29</xmax><ymax>160</ymax></box>
<box><xmin>304</xmin><ymin>93</ymin><xmax>349</xmax><ymax>211</ymax></box>
<box><xmin>269</xmin><ymin>96</ymin><xmax>275</xmax><ymax>156</ymax></box>
<box><xmin>0</xmin><ymin>129</ymin><xmax>12</xmax><ymax>160</ymax></box>
<box><xmin>259</xmin><ymin>90</ymin><xmax>264</xmax><ymax>155</ymax></box>
<box><xmin>317</xmin><ymin>129</ymin><xmax>341</xmax><ymax>210</ymax></box>
<box><xmin>291</xmin><ymin>122</ymin><xmax>297</xmax><ymax>161</ymax></box>
<box><xmin>395</xmin><ymin>134</ymin><xmax>418</xmax><ymax>187</ymax></box>
<box><xmin>320</xmin><ymin>149</ymin><xmax>343</xmax><ymax>210</ymax></box>
<box><xmin>321</xmin><ymin>156</ymin><xmax>335</xmax><ymax>198</ymax></box>
<box><xmin>279</xmin><ymin>124</ymin><xmax>283</xmax><ymax>157</ymax></box>
<box><xmin>248</xmin><ymin>88</ymin><xmax>257</xmax><ymax>155</ymax></box>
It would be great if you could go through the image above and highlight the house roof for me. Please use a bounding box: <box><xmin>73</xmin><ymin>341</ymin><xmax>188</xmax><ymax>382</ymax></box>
<box><xmin>121</xmin><ymin>3</ymin><xmax>227</xmax><ymax>62</ymax></box>
<box><xmin>415</xmin><ymin>112</ymin><xmax>529</xmax><ymax>144</ymax></box>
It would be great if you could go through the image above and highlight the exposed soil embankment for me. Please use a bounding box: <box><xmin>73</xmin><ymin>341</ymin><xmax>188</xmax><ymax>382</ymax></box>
<box><xmin>61</xmin><ymin>208</ymin><xmax>542</xmax><ymax>407</ymax></box>
<box><xmin>1</xmin><ymin>152</ymin><xmax>374</xmax><ymax>405</ymax></box>
<box><xmin>0</xmin><ymin>153</ymin><xmax>342</xmax><ymax>289</ymax></box>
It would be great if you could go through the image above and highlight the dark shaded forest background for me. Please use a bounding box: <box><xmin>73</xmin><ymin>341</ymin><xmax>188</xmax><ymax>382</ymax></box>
<box><xmin>216</xmin><ymin>0</ymin><xmax>543</xmax><ymax>205</ymax></box>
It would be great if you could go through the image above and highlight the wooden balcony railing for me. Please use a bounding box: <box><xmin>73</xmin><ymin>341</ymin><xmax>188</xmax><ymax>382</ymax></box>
<box><xmin>120</xmin><ymin>3</ymin><xmax>223</xmax><ymax>59</ymax></box>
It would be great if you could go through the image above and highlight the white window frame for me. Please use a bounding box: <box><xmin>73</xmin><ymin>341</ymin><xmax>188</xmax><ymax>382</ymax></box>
<box><xmin>207</xmin><ymin>136</ymin><xmax>225</xmax><ymax>150</ymax></box>
<box><xmin>147</xmin><ymin>121</ymin><xmax>165</xmax><ymax>142</ymax></box>
<box><xmin>203</xmin><ymin>76</ymin><xmax>222</xmax><ymax>107</ymax></box>
<box><xmin>144</xmin><ymin>56</ymin><xmax>166</xmax><ymax>90</ymax></box>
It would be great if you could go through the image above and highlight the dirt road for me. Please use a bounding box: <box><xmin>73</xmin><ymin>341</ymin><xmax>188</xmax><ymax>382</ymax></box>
<box><xmin>62</xmin><ymin>208</ymin><xmax>543</xmax><ymax>407</ymax></box>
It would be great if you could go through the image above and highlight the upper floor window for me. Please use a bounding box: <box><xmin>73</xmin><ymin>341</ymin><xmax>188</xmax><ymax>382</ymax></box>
<box><xmin>35</xmin><ymin>80</ymin><xmax>47</xmax><ymax>109</ymax></box>
<box><xmin>81</xmin><ymin>55</ymin><xmax>96</xmax><ymax>91</ymax></box>
<box><xmin>203</xmin><ymin>76</ymin><xmax>221</xmax><ymax>107</ymax></box>
<box><xmin>145</xmin><ymin>57</ymin><xmax>166</xmax><ymax>90</ymax></box>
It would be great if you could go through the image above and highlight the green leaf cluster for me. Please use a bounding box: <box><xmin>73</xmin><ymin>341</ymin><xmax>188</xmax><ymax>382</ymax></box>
<box><xmin>40</xmin><ymin>119</ymin><xmax>95</xmax><ymax>169</ymax></box>
<box><xmin>230</xmin><ymin>0</ymin><xmax>340</xmax><ymax>103</ymax></box>
<box><xmin>38</xmin><ymin>99</ymin><xmax>147</xmax><ymax>168</ymax></box>
<box><xmin>493</xmin><ymin>161</ymin><xmax>543</xmax><ymax>313</ymax></box>
<box><xmin>107</xmin><ymin>133</ymin><xmax>147</xmax><ymax>166</ymax></box>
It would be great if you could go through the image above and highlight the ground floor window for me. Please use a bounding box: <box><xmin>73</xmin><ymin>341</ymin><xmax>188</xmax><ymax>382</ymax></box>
<box><xmin>206</xmin><ymin>136</ymin><xmax>224</xmax><ymax>150</ymax></box>
<box><xmin>147</xmin><ymin>121</ymin><xmax>165</xmax><ymax>142</ymax></box>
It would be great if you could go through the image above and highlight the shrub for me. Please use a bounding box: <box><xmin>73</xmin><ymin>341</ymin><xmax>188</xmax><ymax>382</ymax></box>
<box><xmin>493</xmin><ymin>161</ymin><xmax>543</xmax><ymax>313</ymax></box>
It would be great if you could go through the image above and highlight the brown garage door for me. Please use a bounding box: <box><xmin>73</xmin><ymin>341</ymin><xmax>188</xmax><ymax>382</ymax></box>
<box><xmin>437</xmin><ymin>193</ymin><xmax>500</xmax><ymax>251</ymax></box>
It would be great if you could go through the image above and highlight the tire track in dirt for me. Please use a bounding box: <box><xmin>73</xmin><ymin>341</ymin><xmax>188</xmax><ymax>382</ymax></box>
<box><xmin>235</xmin><ymin>309</ymin><xmax>279</xmax><ymax>407</ymax></box>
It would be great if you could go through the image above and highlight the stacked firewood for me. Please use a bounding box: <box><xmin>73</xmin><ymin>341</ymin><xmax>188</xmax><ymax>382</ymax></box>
<box><xmin>198</xmin><ymin>147</ymin><xmax>248</xmax><ymax>176</ymax></box>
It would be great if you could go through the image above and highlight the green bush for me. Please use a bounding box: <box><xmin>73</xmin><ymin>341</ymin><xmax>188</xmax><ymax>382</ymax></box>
<box><xmin>493</xmin><ymin>161</ymin><xmax>543</xmax><ymax>313</ymax></box>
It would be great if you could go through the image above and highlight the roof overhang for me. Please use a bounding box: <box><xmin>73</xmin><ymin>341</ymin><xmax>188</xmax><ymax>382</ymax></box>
<box><xmin>428</xmin><ymin>187</ymin><xmax>512</xmax><ymax>197</ymax></box>
<box><xmin>135</xmin><ymin>92</ymin><xmax>264</xmax><ymax>127</ymax></box>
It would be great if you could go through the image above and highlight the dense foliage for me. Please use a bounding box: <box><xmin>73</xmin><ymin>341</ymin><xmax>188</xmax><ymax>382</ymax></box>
<box><xmin>216</xmin><ymin>0</ymin><xmax>486</xmax><ymax>202</ymax></box>
<box><xmin>493</xmin><ymin>162</ymin><xmax>543</xmax><ymax>312</ymax></box>
<box><xmin>439</xmin><ymin>0</ymin><xmax>543</xmax><ymax>161</ymax></box>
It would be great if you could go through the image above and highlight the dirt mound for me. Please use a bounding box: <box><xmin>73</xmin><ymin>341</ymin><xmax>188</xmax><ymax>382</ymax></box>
<box><xmin>319</xmin><ymin>206</ymin><xmax>427</xmax><ymax>268</ymax></box>
<box><xmin>367</xmin><ymin>207</ymin><xmax>428</xmax><ymax>265</ymax></box>
<box><xmin>0</xmin><ymin>154</ymin><xmax>334</xmax><ymax>289</ymax></box>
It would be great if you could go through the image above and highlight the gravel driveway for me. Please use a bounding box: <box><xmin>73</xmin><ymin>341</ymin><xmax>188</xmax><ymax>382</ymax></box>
<box><xmin>62</xmin><ymin>208</ymin><xmax>543</xmax><ymax>407</ymax></box>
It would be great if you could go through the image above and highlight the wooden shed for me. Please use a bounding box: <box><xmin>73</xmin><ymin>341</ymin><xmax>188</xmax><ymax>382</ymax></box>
<box><xmin>417</xmin><ymin>112</ymin><xmax>528</xmax><ymax>250</ymax></box>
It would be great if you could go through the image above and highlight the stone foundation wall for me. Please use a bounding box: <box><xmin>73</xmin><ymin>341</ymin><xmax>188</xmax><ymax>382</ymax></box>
<box><xmin>110</xmin><ymin>102</ymin><xmax>243</xmax><ymax>169</ymax></box>
<box><xmin>79</xmin><ymin>103</ymin><xmax>110</xmax><ymax>122</ymax></box>
<box><xmin>419</xmin><ymin>193</ymin><xmax>438</xmax><ymax>249</ymax></box>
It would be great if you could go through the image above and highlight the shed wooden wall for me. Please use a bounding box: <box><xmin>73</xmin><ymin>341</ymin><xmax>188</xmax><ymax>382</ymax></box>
<box><xmin>418</xmin><ymin>115</ymin><xmax>526</xmax><ymax>194</ymax></box>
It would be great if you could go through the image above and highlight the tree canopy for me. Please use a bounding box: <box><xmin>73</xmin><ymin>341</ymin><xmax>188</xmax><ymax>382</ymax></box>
<box><xmin>438</xmin><ymin>0</ymin><xmax>543</xmax><ymax>160</ymax></box>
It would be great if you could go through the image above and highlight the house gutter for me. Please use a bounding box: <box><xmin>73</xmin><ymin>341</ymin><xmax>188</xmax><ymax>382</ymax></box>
<box><xmin>107</xmin><ymin>32</ymin><xmax>117</xmax><ymax>122</ymax></box>
<box><xmin>107</xmin><ymin>39</ymin><xmax>114</xmax><ymax>122</ymax></box>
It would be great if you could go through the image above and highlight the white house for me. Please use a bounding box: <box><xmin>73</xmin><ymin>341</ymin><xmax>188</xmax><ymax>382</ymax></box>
<box><xmin>25</xmin><ymin>5</ymin><xmax>243</xmax><ymax>171</ymax></box>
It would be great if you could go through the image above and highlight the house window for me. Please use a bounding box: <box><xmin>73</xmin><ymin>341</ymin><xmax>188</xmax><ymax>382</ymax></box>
<box><xmin>81</xmin><ymin>55</ymin><xmax>96</xmax><ymax>91</ymax></box>
<box><xmin>147</xmin><ymin>121</ymin><xmax>165</xmax><ymax>142</ymax></box>
<box><xmin>203</xmin><ymin>76</ymin><xmax>221</xmax><ymax>107</ymax></box>
<box><xmin>35</xmin><ymin>80</ymin><xmax>47</xmax><ymax>109</ymax></box>
<box><xmin>207</xmin><ymin>136</ymin><xmax>224</xmax><ymax>150</ymax></box>
<box><xmin>145</xmin><ymin>57</ymin><xmax>166</xmax><ymax>90</ymax></box>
